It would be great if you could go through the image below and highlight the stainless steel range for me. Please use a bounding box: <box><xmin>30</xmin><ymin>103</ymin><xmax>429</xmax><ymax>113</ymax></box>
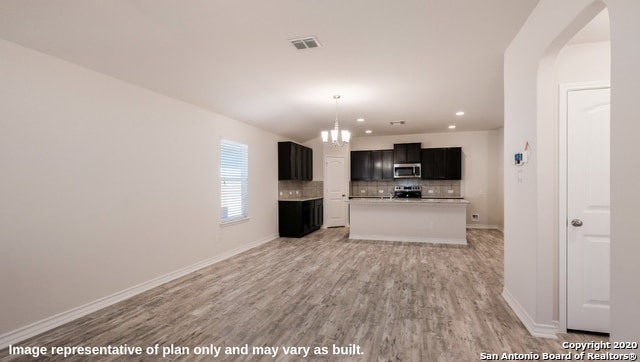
<box><xmin>394</xmin><ymin>185</ymin><xmax>422</xmax><ymax>198</ymax></box>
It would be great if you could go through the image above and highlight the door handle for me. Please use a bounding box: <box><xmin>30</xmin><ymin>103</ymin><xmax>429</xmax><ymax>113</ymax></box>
<box><xmin>570</xmin><ymin>219</ymin><xmax>583</xmax><ymax>227</ymax></box>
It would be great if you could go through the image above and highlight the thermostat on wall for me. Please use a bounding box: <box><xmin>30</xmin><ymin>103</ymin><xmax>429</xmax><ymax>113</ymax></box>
<box><xmin>515</xmin><ymin>152</ymin><xmax>523</xmax><ymax>165</ymax></box>
<box><xmin>515</xmin><ymin>142</ymin><xmax>530</xmax><ymax>166</ymax></box>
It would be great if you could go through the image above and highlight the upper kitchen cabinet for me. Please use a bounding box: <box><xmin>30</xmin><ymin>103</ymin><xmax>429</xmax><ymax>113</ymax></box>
<box><xmin>350</xmin><ymin>150</ymin><xmax>372</xmax><ymax>181</ymax></box>
<box><xmin>393</xmin><ymin>143</ymin><xmax>422</xmax><ymax>164</ymax></box>
<box><xmin>278</xmin><ymin>141</ymin><xmax>312</xmax><ymax>180</ymax></box>
<box><xmin>372</xmin><ymin>150</ymin><xmax>394</xmax><ymax>180</ymax></box>
<box><xmin>351</xmin><ymin>150</ymin><xmax>394</xmax><ymax>181</ymax></box>
<box><xmin>421</xmin><ymin>147</ymin><xmax>462</xmax><ymax>180</ymax></box>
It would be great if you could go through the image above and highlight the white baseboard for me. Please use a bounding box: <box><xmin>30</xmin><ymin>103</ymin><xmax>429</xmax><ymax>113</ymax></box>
<box><xmin>349</xmin><ymin>233</ymin><xmax>467</xmax><ymax>245</ymax></box>
<box><xmin>0</xmin><ymin>234</ymin><xmax>277</xmax><ymax>350</ymax></box>
<box><xmin>502</xmin><ymin>287</ymin><xmax>558</xmax><ymax>339</ymax></box>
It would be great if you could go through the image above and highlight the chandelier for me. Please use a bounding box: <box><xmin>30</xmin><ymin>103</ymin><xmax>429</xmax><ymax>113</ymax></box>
<box><xmin>321</xmin><ymin>95</ymin><xmax>350</xmax><ymax>146</ymax></box>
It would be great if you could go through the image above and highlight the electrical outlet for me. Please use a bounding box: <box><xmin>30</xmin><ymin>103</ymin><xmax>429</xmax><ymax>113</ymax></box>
<box><xmin>379</xmin><ymin>189</ymin><xmax>384</xmax><ymax>194</ymax></box>
<box><xmin>447</xmin><ymin>189</ymin><xmax>454</xmax><ymax>194</ymax></box>
<box><xmin>360</xmin><ymin>189</ymin><xmax>366</xmax><ymax>194</ymax></box>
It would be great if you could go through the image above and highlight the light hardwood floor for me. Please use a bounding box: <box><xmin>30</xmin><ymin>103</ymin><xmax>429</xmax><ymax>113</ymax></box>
<box><xmin>1</xmin><ymin>228</ymin><xmax>608</xmax><ymax>361</ymax></box>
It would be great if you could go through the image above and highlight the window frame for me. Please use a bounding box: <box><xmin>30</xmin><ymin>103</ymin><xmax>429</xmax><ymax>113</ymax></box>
<box><xmin>220</xmin><ymin>139</ymin><xmax>249</xmax><ymax>225</ymax></box>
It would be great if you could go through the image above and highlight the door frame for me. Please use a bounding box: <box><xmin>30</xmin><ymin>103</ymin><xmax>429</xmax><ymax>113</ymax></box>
<box><xmin>558</xmin><ymin>81</ymin><xmax>610</xmax><ymax>333</ymax></box>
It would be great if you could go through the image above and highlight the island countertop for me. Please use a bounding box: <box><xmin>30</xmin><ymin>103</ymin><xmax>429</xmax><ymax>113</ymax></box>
<box><xmin>348</xmin><ymin>197</ymin><xmax>470</xmax><ymax>204</ymax></box>
<box><xmin>278</xmin><ymin>197</ymin><xmax>323</xmax><ymax>202</ymax></box>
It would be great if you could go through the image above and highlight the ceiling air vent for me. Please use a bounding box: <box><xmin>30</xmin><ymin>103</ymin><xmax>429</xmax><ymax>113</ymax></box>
<box><xmin>290</xmin><ymin>36</ymin><xmax>321</xmax><ymax>50</ymax></box>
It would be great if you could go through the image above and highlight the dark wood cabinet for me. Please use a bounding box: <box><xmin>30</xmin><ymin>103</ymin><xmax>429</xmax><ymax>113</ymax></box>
<box><xmin>351</xmin><ymin>150</ymin><xmax>393</xmax><ymax>181</ymax></box>
<box><xmin>350</xmin><ymin>151</ymin><xmax>372</xmax><ymax>181</ymax></box>
<box><xmin>393</xmin><ymin>143</ymin><xmax>422</xmax><ymax>163</ymax></box>
<box><xmin>312</xmin><ymin>199</ymin><xmax>323</xmax><ymax>230</ymax></box>
<box><xmin>372</xmin><ymin>150</ymin><xmax>394</xmax><ymax>180</ymax></box>
<box><xmin>307</xmin><ymin>147</ymin><xmax>313</xmax><ymax>179</ymax></box>
<box><xmin>448</xmin><ymin>147</ymin><xmax>462</xmax><ymax>179</ymax></box>
<box><xmin>278</xmin><ymin>198</ymin><xmax>323</xmax><ymax>237</ymax></box>
<box><xmin>421</xmin><ymin>147</ymin><xmax>462</xmax><ymax>180</ymax></box>
<box><xmin>278</xmin><ymin>141</ymin><xmax>312</xmax><ymax>180</ymax></box>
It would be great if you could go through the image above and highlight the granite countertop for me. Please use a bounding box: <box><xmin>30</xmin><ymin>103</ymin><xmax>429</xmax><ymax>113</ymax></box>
<box><xmin>278</xmin><ymin>197</ymin><xmax>323</xmax><ymax>202</ymax></box>
<box><xmin>349</xmin><ymin>197</ymin><xmax>470</xmax><ymax>204</ymax></box>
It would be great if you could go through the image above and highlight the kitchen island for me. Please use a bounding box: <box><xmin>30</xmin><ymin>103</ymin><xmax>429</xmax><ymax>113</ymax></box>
<box><xmin>348</xmin><ymin>198</ymin><xmax>470</xmax><ymax>245</ymax></box>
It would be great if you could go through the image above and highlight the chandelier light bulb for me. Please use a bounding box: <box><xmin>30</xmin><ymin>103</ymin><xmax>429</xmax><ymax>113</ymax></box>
<box><xmin>321</xmin><ymin>131</ymin><xmax>329</xmax><ymax>143</ymax></box>
<box><xmin>321</xmin><ymin>95</ymin><xmax>350</xmax><ymax>146</ymax></box>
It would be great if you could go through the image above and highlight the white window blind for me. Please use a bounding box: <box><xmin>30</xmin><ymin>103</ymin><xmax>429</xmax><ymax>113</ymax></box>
<box><xmin>220</xmin><ymin>139</ymin><xmax>248</xmax><ymax>224</ymax></box>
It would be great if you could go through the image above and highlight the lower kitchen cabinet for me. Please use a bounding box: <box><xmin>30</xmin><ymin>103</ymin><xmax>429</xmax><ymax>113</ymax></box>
<box><xmin>278</xmin><ymin>198</ymin><xmax>323</xmax><ymax>237</ymax></box>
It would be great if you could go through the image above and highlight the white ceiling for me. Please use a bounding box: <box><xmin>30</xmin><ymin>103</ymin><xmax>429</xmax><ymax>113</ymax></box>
<box><xmin>0</xmin><ymin>1</ymin><xmax>544</xmax><ymax>142</ymax></box>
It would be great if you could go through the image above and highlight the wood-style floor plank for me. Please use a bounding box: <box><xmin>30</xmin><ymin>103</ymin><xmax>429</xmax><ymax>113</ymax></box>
<box><xmin>0</xmin><ymin>228</ymin><xmax>608</xmax><ymax>361</ymax></box>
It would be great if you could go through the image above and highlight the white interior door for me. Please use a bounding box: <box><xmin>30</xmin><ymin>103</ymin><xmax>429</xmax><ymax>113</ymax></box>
<box><xmin>566</xmin><ymin>86</ymin><xmax>610</xmax><ymax>333</ymax></box>
<box><xmin>325</xmin><ymin>156</ymin><xmax>347</xmax><ymax>227</ymax></box>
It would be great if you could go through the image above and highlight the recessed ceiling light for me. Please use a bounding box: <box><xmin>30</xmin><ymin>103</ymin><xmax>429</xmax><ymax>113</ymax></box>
<box><xmin>455</xmin><ymin>111</ymin><xmax>465</xmax><ymax>116</ymax></box>
<box><xmin>357</xmin><ymin>118</ymin><xmax>365</xmax><ymax>122</ymax></box>
<box><xmin>365</xmin><ymin>130</ymin><xmax>372</xmax><ymax>134</ymax></box>
<box><xmin>448</xmin><ymin>125</ymin><xmax>456</xmax><ymax>129</ymax></box>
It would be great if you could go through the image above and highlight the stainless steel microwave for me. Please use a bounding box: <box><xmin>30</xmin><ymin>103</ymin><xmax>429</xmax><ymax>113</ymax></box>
<box><xmin>393</xmin><ymin>163</ymin><xmax>421</xmax><ymax>179</ymax></box>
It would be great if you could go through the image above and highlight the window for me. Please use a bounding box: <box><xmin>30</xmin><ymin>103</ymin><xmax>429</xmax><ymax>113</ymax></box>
<box><xmin>220</xmin><ymin>139</ymin><xmax>248</xmax><ymax>224</ymax></box>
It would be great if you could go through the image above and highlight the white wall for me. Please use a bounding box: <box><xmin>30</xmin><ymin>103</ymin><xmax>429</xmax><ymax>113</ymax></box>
<box><xmin>503</xmin><ymin>0</ymin><xmax>640</xmax><ymax>345</ymax></box>
<box><xmin>555</xmin><ymin>41</ymin><xmax>611</xmax><ymax>84</ymax></box>
<box><xmin>605</xmin><ymin>0</ymin><xmax>640</xmax><ymax>346</ymax></box>
<box><xmin>351</xmin><ymin>129</ymin><xmax>503</xmax><ymax>228</ymax></box>
<box><xmin>552</xmin><ymin>39</ymin><xmax>611</xmax><ymax>322</ymax></box>
<box><xmin>0</xmin><ymin>38</ymin><xmax>280</xmax><ymax>340</ymax></box>
<box><xmin>493</xmin><ymin>128</ymin><xmax>504</xmax><ymax>228</ymax></box>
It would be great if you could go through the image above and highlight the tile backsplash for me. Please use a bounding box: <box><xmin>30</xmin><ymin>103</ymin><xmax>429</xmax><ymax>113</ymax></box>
<box><xmin>278</xmin><ymin>179</ymin><xmax>460</xmax><ymax>199</ymax></box>
<box><xmin>278</xmin><ymin>180</ymin><xmax>323</xmax><ymax>199</ymax></box>
<box><xmin>351</xmin><ymin>180</ymin><xmax>461</xmax><ymax>198</ymax></box>
<box><xmin>421</xmin><ymin>180</ymin><xmax>461</xmax><ymax>198</ymax></box>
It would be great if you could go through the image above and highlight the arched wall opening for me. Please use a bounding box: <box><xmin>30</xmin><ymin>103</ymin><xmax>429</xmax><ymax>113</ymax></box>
<box><xmin>503</xmin><ymin>0</ymin><xmax>609</xmax><ymax>339</ymax></box>
<box><xmin>536</xmin><ymin>6</ymin><xmax>611</xmax><ymax>333</ymax></box>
